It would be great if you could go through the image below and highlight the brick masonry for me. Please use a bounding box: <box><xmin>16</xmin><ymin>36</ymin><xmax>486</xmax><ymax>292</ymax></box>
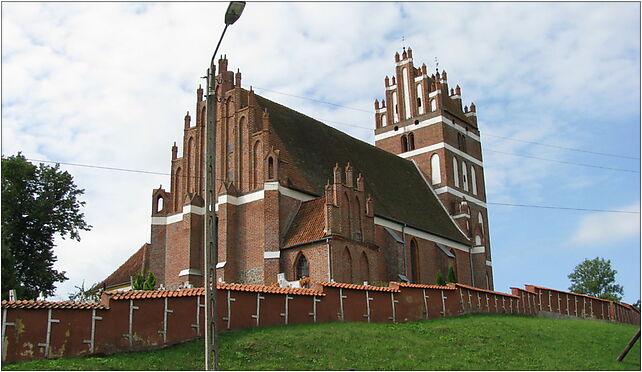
<box><xmin>2</xmin><ymin>282</ymin><xmax>639</xmax><ymax>364</ymax></box>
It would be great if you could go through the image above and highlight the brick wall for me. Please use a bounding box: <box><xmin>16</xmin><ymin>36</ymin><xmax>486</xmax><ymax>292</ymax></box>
<box><xmin>2</xmin><ymin>282</ymin><xmax>638</xmax><ymax>364</ymax></box>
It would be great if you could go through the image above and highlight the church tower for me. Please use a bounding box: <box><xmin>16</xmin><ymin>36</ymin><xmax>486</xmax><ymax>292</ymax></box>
<box><xmin>373</xmin><ymin>48</ymin><xmax>493</xmax><ymax>290</ymax></box>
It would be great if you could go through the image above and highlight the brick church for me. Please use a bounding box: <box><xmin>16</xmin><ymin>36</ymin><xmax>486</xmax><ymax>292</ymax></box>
<box><xmin>100</xmin><ymin>47</ymin><xmax>494</xmax><ymax>291</ymax></box>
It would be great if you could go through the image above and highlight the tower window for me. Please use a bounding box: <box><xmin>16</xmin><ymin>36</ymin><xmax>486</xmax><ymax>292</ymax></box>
<box><xmin>401</xmin><ymin>136</ymin><xmax>408</xmax><ymax>152</ymax></box>
<box><xmin>462</xmin><ymin>161</ymin><xmax>468</xmax><ymax>191</ymax></box>
<box><xmin>430</xmin><ymin>99</ymin><xmax>437</xmax><ymax>112</ymax></box>
<box><xmin>417</xmin><ymin>97</ymin><xmax>422</xmax><ymax>107</ymax></box>
<box><xmin>471</xmin><ymin>166</ymin><xmax>478</xmax><ymax>195</ymax></box>
<box><xmin>453</xmin><ymin>158</ymin><xmax>459</xmax><ymax>187</ymax></box>
<box><xmin>431</xmin><ymin>153</ymin><xmax>441</xmax><ymax>185</ymax></box>
<box><xmin>408</xmin><ymin>132</ymin><xmax>415</xmax><ymax>150</ymax></box>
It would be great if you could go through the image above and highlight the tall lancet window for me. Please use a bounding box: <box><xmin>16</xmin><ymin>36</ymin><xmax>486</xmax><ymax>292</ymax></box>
<box><xmin>431</xmin><ymin>153</ymin><xmax>441</xmax><ymax>185</ymax></box>
<box><xmin>453</xmin><ymin>157</ymin><xmax>460</xmax><ymax>187</ymax></box>
<box><xmin>417</xmin><ymin>84</ymin><xmax>424</xmax><ymax>115</ymax></box>
<box><xmin>471</xmin><ymin>166</ymin><xmax>478</xmax><ymax>195</ymax></box>
<box><xmin>402</xmin><ymin>67</ymin><xmax>411</xmax><ymax>119</ymax></box>
<box><xmin>381</xmin><ymin>114</ymin><xmax>387</xmax><ymax>127</ymax></box>
<box><xmin>462</xmin><ymin>161</ymin><xmax>468</xmax><ymax>191</ymax></box>
<box><xmin>392</xmin><ymin>91</ymin><xmax>399</xmax><ymax>123</ymax></box>
<box><xmin>430</xmin><ymin>99</ymin><xmax>437</xmax><ymax>112</ymax></box>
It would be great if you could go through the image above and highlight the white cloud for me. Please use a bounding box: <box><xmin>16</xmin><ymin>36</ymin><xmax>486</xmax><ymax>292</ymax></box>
<box><xmin>569</xmin><ymin>203</ymin><xmax>641</xmax><ymax>246</ymax></box>
<box><xmin>1</xmin><ymin>2</ymin><xmax>639</xmax><ymax>299</ymax></box>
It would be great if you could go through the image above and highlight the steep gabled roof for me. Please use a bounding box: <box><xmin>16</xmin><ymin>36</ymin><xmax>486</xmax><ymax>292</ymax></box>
<box><xmin>282</xmin><ymin>197</ymin><xmax>327</xmax><ymax>247</ymax></box>
<box><xmin>254</xmin><ymin>94</ymin><xmax>470</xmax><ymax>246</ymax></box>
<box><xmin>98</xmin><ymin>243</ymin><xmax>148</xmax><ymax>289</ymax></box>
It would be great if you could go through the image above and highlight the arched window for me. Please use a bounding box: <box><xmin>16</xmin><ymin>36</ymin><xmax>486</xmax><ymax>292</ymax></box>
<box><xmin>408</xmin><ymin>132</ymin><xmax>415</xmax><ymax>150</ymax></box>
<box><xmin>431</xmin><ymin>153</ymin><xmax>441</xmax><ymax>185</ymax></box>
<box><xmin>453</xmin><ymin>158</ymin><xmax>460</xmax><ymax>187</ymax></box>
<box><xmin>462</xmin><ymin>161</ymin><xmax>468</xmax><ymax>191</ymax></box>
<box><xmin>345</xmin><ymin>247</ymin><xmax>353</xmax><ymax>283</ymax></box>
<box><xmin>295</xmin><ymin>254</ymin><xmax>309</xmax><ymax>279</ymax></box>
<box><xmin>267</xmin><ymin>157</ymin><xmax>274</xmax><ymax>179</ymax></box>
<box><xmin>430</xmin><ymin>99</ymin><xmax>437</xmax><ymax>112</ymax></box>
<box><xmin>401</xmin><ymin>135</ymin><xmax>408</xmax><ymax>152</ymax></box>
<box><xmin>381</xmin><ymin>114</ymin><xmax>387</xmax><ymax>127</ymax></box>
<box><xmin>253</xmin><ymin>140</ymin><xmax>261</xmax><ymax>188</ymax></box>
<box><xmin>342</xmin><ymin>192</ymin><xmax>352</xmax><ymax>237</ymax></box>
<box><xmin>200</xmin><ymin>106</ymin><xmax>207</xmax><ymax>126</ymax></box>
<box><xmin>353</xmin><ymin>196</ymin><xmax>362</xmax><ymax>241</ymax></box>
<box><xmin>474</xmin><ymin>235</ymin><xmax>482</xmax><ymax>246</ymax></box>
<box><xmin>186</xmin><ymin>137</ymin><xmax>194</xmax><ymax>193</ymax></box>
<box><xmin>174</xmin><ymin>167</ymin><xmax>182</xmax><ymax>210</ymax></box>
<box><xmin>392</xmin><ymin>91</ymin><xmax>399</xmax><ymax>122</ymax></box>
<box><xmin>478</xmin><ymin>212</ymin><xmax>484</xmax><ymax>231</ymax></box>
<box><xmin>155</xmin><ymin>195</ymin><xmax>164</xmax><ymax>213</ymax></box>
<box><xmin>416</xmin><ymin>84</ymin><xmax>424</xmax><ymax>115</ymax></box>
<box><xmin>471</xmin><ymin>166</ymin><xmax>477</xmax><ymax>195</ymax></box>
<box><xmin>410</xmin><ymin>239</ymin><xmax>420</xmax><ymax>283</ymax></box>
<box><xmin>402</xmin><ymin>67</ymin><xmax>411</xmax><ymax>119</ymax></box>
<box><xmin>360</xmin><ymin>252</ymin><xmax>370</xmax><ymax>284</ymax></box>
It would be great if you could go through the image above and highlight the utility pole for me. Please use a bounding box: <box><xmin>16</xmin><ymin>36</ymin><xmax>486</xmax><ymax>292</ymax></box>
<box><xmin>204</xmin><ymin>2</ymin><xmax>245</xmax><ymax>370</ymax></box>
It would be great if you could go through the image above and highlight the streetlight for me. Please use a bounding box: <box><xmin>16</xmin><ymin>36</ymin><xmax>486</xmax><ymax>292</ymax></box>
<box><xmin>204</xmin><ymin>2</ymin><xmax>245</xmax><ymax>370</ymax></box>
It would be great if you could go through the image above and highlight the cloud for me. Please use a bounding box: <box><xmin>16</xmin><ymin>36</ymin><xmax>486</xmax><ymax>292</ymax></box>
<box><xmin>1</xmin><ymin>2</ymin><xmax>639</xmax><ymax>300</ymax></box>
<box><xmin>569</xmin><ymin>203</ymin><xmax>641</xmax><ymax>246</ymax></box>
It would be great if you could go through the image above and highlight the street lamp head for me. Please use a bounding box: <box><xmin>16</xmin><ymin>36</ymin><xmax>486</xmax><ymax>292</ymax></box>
<box><xmin>225</xmin><ymin>2</ymin><xmax>245</xmax><ymax>25</ymax></box>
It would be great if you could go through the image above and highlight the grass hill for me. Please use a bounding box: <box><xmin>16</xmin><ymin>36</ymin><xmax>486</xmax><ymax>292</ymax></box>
<box><xmin>4</xmin><ymin>314</ymin><xmax>640</xmax><ymax>370</ymax></box>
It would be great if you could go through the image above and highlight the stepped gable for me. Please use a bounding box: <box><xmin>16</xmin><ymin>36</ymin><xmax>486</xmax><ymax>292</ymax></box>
<box><xmin>97</xmin><ymin>243</ymin><xmax>148</xmax><ymax>289</ymax></box>
<box><xmin>282</xmin><ymin>197</ymin><xmax>327</xmax><ymax>247</ymax></box>
<box><xmin>254</xmin><ymin>94</ymin><xmax>470</xmax><ymax>245</ymax></box>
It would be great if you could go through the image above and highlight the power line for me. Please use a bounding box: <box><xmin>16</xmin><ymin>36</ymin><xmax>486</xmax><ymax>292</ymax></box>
<box><xmin>25</xmin><ymin>158</ymin><xmax>639</xmax><ymax>214</ymax></box>
<box><xmin>483</xmin><ymin>133</ymin><xmax>640</xmax><ymax>160</ymax></box>
<box><xmin>488</xmin><ymin>202</ymin><xmax>640</xmax><ymax>214</ymax></box>
<box><xmin>250</xmin><ymin>84</ymin><xmax>638</xmax><ymax>163</ymax></box>
<box><xmin>484</xmin><ymin>149</ymin><xmax>639</xmax><ymax>174</ymax></box>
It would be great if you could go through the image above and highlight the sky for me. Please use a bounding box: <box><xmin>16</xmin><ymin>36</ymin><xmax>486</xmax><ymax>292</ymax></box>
<box><xmin>2</xmin><ymin>2</ymin><xmax>640</xmax><ymax>303</ymax></box>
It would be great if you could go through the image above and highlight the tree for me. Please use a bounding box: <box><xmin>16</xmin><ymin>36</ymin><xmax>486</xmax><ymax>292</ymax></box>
<box><xmin>1</xmin><ymin>154</ymin><xmax>91</xmax><ymax>300</ymax></box>
<box><xmin>447</xmin><ymin>265</ymin><xmax>458</xmax><ymax>283</ymax></box>
<box><xmin>68</xmin><ymin>280</ymin><xmax>101</xmax><ymax>303</ymax></box>
<box><xmin>132</xmin><ymin>272</ymin><xmax>157</xmax><ymax>290</ymax></box>
<box><xmin>435</xmin><ymin>270</ymin><xmax>446</xmax><ymax>286</ymax></box>
<box><xmin>568</xmin><ymin>257</ymin><xmax>623</xmax><ymax>302</ymax></box>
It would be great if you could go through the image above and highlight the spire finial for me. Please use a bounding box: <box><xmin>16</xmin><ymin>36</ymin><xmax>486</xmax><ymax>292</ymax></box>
<box><xmin>434</xmin><ymin>57</ymin><xmax>440</xmax><ymax>73</ymax></box>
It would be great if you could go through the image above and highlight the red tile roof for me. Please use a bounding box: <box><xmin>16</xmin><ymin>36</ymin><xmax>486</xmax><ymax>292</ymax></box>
<box><xmin>99</xmin><ymin>244</ymin><xmax>148</xmax><ymax>289</ymax></box>
<box><xmin>282</xmin><ymin>197</ymin><xmax>327</xmax><ymax>247</ymax></box>
<box><xmin>105</xmin><ymin>283</ymin><xmax>324</xmax><ymax>300</ymax></box>
<box><xmin>389</xmin><ymin>281</ymin><xmax>455</xmax><ymax>291</ymax></box>
<box><xmin>455</xmin><ymin>283</ymin><xmax>519</xmax><ymax>299</ymax></box>
<box><xmin>1</xmin><ymin>300</ymin><xmax>106</xmax><ymax>310</ymax></box>
<box><xmin>526</xmin><ymin>285</ymin><xmax>611</xmax><ymax>303</ymax></box>
<box><xmin>317</xmin><ymin>282</ymin><xmax>400</xmax><ymax>293</ymax></box>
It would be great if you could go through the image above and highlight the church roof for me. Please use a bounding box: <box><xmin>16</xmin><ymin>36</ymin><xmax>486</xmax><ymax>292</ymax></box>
<box><xmin>282</xmin><ymin>197</ymin><xmax>327</xmax><ymax>247</ymax></box>
<box><xmin>254</xmin><ymin>95</ymin><xmax>470</xmax><ymax>246</ymax></box>
<box><xmin>97</xmin><ymin>243</ymin><xmax>148</xmax><ymax>290</ymax></box>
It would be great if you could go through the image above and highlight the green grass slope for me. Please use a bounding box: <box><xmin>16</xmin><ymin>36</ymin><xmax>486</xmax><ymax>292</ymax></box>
<box><xmin>4</xmin><ymin>314</ymin><xmax>640</xmax><ymax>370</ymax></box>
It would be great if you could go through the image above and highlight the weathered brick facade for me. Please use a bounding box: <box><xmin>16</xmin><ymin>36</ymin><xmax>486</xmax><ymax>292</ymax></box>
<box><xmin>102</xmin><ymin>48</ymin><xmax>495</xmax><ymax>291</ymax></box>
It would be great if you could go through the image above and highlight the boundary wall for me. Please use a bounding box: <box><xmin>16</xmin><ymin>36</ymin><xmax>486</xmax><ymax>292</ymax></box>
<box><xmin>2</xmin><ymin>281</ymin><xmax>639</xmax><ymax>363</ymax></box>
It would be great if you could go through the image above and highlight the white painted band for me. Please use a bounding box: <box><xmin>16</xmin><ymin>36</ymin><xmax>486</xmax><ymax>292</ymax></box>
<box><xmin>451</xmin><ymin>95</ymin><xmax>461</xmax><ymax>99</ymax></box>
<box><xmin>151</xmin><ymin>204</ymin><xmax>206</xmax><ymax>225</ymax></box>
<box><xmin>433</xmin><ymin>187</ymin><xmax>487</xmax><ymax>208</ymax></box>
<box><xmin>466</xmin><ymin>112</ymin><xmax>477</xmax><ymax>117</ymax></box>
<box><xmin>376</xmin><ymin>107</ymin><xmax>387</xmax><ymax>114</ymax></box>
<box><xmin>179</xmin><ymin>268</ymin><xmax>202</xmax><ymax>276</ymax></box>
<box><xmin>396</xmin><ymin>58</ymin><xmax>413</xmax><ymax>66</ymax></box>
<box><xmin>374</xmin><ymin>216</ymin><xmax>470</xmax><ymax>252</ymax></box>
<box><xmin>264</xmin><ymin>251</ymin><xmax>280</xmax><ymax>259</ymax></box>
<box><xmin>415</xmin><ymin>75</ymin><xmax>426</xmax><ymax>82</ymax></box>
<box><xmin>386</xmin><ymin>84</ymin><xmax>397</xmax><ymax>91</ymax></box>
<box><xmin>397</xmin><ymin>142</ymin><xmax>483</xmax><ymax>167</ymax></box>
<box><xmin>429</xmin><ymin>90</ymin><xmax>441</xmax><ymax>98</ymax></box>
<box><xmin>452</xmin><ymin>213</ymin><xmax>470</xmax><ymax>219</ymax></box>
<box><xmin>486</xmin><ymin>260</ymin><xmax>492</xmax><ymax>266</ymax></box>
<box><xmin>216</xmin><ymin>261</ymin><xmax>226</xmax><ymax>269</ymax></box>
<box><xmin>471</xmin><ymin>246</ymin><xmax>485</xmax><ymax>254</ymax></box>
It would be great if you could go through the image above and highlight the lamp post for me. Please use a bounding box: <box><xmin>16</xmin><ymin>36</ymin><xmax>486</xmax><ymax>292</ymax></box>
<box><xmin>204</xmin><ymin>2</ymin><xmax>245</xmax><ymax>370</ymax></box>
